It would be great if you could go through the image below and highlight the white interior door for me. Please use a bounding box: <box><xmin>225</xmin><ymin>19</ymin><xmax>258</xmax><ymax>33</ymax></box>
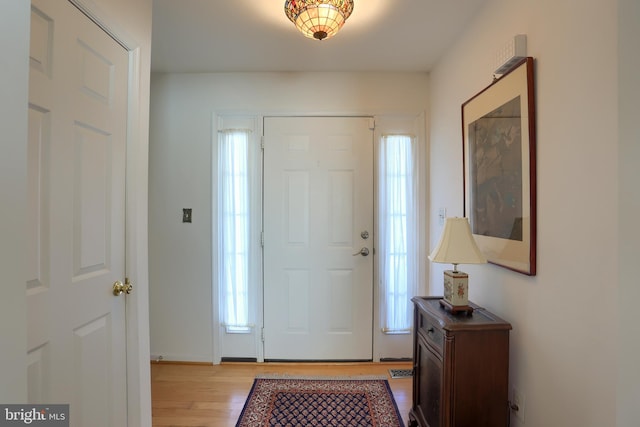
<box><xmin>27</xmin><ymin>1</ymin><xmax>129</xmax><ymax>425</ymax></box>
<box><xmin>263</xmin><ymin>116</ymin><xmax>374</xmax><ymax>360</ymax></box>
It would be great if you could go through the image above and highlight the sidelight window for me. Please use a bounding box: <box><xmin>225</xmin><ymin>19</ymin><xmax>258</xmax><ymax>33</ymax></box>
<box><xmin>379</xmin><ymin>134</ymin><xmax>418</xmax><ymax>333</ymax></box>
<box><xmin>218</xmin><ymin>129</ymin><xmax>253</xmax><ymax>333</ymax></box>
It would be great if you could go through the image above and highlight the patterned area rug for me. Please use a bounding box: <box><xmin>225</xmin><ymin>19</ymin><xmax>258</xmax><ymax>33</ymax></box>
<box><xmin>236</xmin><ymin>376</ymin><xmax>404</xmax><ymax>427</ymax></box>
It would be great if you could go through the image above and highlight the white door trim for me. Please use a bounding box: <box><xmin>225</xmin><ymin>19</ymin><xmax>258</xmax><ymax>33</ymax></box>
<box><xmin>67</xmin><ymin>1</ymin><xmax>151</xmax><ymax>425</ymax></box>
<box><xmin>1</xmin><ymin>1</ymin><xmax>30</xmax><ymax>402</ymax></box>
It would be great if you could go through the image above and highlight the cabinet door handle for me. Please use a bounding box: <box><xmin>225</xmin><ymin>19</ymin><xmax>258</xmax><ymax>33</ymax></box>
<box><xmin>427</xmin><ymin>327</ymin><xmax>434</xmax><ymax>333</ymax></box>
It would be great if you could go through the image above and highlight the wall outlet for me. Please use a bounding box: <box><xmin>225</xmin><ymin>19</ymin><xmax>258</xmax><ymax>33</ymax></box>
<box><xmin>512</xmin><ymin>387</ymin><xmax>526</xmax><ymax>423</ymax></box>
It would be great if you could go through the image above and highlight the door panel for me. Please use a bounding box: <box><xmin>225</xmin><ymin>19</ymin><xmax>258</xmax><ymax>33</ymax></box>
<box><xmin>263</xmin><ymin>116</ymin><xmax>374</xmax><ymax>360</ymax></box>
<box><xmin>27</xmin><ymin>1</ymin><xmax>128</xmax><ymax>425</ymax></box>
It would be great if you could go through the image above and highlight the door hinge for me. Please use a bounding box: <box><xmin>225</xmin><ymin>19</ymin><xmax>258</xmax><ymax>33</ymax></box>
<box><xmin>260</xmin><ymin>231</ymin><xmax>264</xmax><ymax>247</ymax></box>
<box><xmin>261</xmin><ymin>136</ymin><xmax>265</xmax><ymax>151</ymax></box>
<box><xmin>261</xmin><ymin>327</ymin><xmax>265</xmax><ymax>342</ymax></box>
<box><xmin>368</xmin><ymin>118</ymin><xmax>375</xmax><ymax>130</ymax></box>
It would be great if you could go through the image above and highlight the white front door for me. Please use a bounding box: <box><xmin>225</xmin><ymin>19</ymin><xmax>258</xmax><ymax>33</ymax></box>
<box><xmin>263</xmin><ymin>116</ymin><xmax>374</xmax><ymax>360</ymax></box>
<box><xmin>27</xmin><ymin>1</ymin><xmax>129</xmax><ymax>425</ymax></box>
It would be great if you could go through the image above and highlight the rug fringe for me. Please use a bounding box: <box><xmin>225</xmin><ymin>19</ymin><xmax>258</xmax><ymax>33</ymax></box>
<box><xmin>255</xmin><ymin>374</ymin><xmax>388</xmax><ymax>381</ymax></box>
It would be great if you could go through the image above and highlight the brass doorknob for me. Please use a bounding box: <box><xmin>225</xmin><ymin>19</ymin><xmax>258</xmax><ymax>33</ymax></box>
<box><xmin>113</xmin><ymin>278</ymin><xmax>133</xmax><ymax>296</ymax></box>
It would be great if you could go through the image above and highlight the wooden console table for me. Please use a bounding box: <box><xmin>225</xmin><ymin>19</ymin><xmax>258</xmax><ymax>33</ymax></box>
<box><xmin>409</xmin><ymin>296</ymin><xmax>512</xmax><ymax>427</ymax></box>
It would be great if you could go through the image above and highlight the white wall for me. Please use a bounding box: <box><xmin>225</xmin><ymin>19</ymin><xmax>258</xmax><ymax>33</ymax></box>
<box><xmin>429</xmin><ymin>0</ymin><xmax>637</xmax><ymax>426</ymax></box>
<box><xmin>148</xmin><ymin>72</ymin><xmax>430</xmax><ymax>361</ymax></box>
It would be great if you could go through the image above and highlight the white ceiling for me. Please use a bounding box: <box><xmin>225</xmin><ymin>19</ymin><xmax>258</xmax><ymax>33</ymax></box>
<box><xmin>151</xmin><ymin>0</ymin><xmax>488</xmax><ymax>73</ymax></box>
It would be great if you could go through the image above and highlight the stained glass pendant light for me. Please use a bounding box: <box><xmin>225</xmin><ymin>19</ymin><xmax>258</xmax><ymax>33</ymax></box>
<box><xmin>284</xmin><ymin>0</ymin><xmax>354</xmax><ymax>41</ymax></box>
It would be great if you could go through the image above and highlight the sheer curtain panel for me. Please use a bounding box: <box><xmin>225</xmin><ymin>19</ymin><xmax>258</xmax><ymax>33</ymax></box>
<box><xmin>218</xmin><ymin>129</ymin><xmax>252</xmax><ymax>333</ymax></box>
<box><xmin>378</xmin><ymin>134</ymin><xmax>419</xmax><ymax>333</ymax></box>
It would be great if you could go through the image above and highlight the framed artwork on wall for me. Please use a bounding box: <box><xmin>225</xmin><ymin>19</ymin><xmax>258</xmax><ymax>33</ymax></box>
<box><xmin>462</xmin><ymin>57</ymin><xmax>536</xmax><ymax>275</ymax></box>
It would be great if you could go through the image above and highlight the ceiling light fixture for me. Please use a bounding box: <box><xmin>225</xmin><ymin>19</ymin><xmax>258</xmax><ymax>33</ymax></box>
<box><xmin>284</xmin><ymin>0</ymin><xmax>354</xmax><ymax>41</ymax></box>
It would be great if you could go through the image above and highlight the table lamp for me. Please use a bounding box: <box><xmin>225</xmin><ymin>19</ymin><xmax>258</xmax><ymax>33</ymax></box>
<box><xmin>429</xmin><ymin>217</ymin><xmax>487</xmax><ymax>314</ymax></box>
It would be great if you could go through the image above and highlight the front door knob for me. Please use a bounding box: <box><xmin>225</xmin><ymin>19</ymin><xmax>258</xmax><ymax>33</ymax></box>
<box><xmin>352</xmin><ymin>247</ymin><xmax>370</xmax><ymax>256</ymax></box>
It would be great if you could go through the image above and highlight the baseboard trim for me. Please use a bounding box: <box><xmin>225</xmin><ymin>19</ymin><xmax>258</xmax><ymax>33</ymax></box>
<box><xmin>150</xmin><ymin>360</ymin><xmax>212</xmax><ymax>365</ymax></box>
<box><xmin>264</xmin><ymin>359</ymin><xmax>373</xmax><ymax>363</ymax></box>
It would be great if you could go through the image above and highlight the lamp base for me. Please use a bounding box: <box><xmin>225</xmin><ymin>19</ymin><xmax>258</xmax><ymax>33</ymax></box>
<box><xmin>439</xmin><ymin>299</ymin><xmax>474</xmax><ymax>316</ymax></box>
<box><xmin>443</xmin><ymin>270</ymin><xmax>469</xmax><ymax>306</ymax></box>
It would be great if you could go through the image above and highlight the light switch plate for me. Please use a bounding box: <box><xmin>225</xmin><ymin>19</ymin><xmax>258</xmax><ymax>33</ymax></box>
<box><xmin>438</xmin><ymin>207</ymin><xmax>447</xmax><ymax>226</ymax></box>
<box><xmin>182</xmin><ymin>208</ymin><xmax>192</xmax><ymax>223</ymax></box>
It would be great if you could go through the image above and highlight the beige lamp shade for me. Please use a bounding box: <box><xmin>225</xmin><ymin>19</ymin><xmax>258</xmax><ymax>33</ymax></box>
<box><xmin>429</xmin><ymin>217</ymin><xmax>486</xmax><ymax>268</ymax></box>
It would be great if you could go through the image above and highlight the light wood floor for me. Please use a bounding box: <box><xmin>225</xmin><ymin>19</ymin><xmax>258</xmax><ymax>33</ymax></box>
<box><xmin>151</xmin><ymin>361</ymin><xmax>413</xmax><ymax>427</ymax></box>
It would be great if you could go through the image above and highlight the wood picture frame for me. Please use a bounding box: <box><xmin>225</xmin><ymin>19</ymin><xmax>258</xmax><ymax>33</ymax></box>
<box><xmin>462</xmin><ymin>57</ymin><xmax>536</xmax><ymax>275</ymax></box>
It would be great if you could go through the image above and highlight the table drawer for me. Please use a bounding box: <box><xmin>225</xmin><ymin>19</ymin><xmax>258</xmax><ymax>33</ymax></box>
<box><xmin>418</xmin><ymin>310</ymin><xmax>444</xmax><ymax>355</ymax></box>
